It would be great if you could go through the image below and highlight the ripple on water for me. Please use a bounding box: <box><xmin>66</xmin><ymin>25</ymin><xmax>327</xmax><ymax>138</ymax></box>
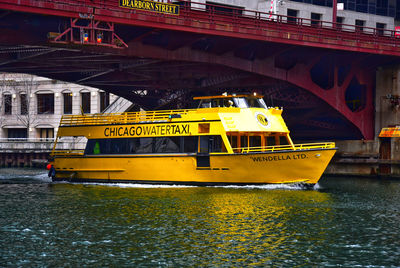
<box><xmin>0</xmin><ymin>168</ymin><xmax>50</xmax><ymax>183</ymax></box>
<box><xmin>1</xmin><ymin>174</ymin><xmax>400</xmax><ymax>266</ymax></box>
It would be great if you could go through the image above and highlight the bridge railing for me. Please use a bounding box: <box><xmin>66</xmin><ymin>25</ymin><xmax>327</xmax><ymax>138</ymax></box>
<box><xmin>12</xmin><ymin>0</ymin><xmax>397</xmax><ymax>39</ymax></box>
<box><xmin>90</xmin><ymin>0</ymin><xmax>400</xmax><ymax>48</ymax></box>
<box><xmin>2</xmin><ymin>0</ymin><xmax>399</xmax><ymax>52</ymax></box>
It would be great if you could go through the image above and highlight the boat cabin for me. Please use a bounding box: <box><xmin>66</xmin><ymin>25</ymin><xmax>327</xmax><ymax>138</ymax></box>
<box><xmin>52</xmin><ymin>94</ymin><xmax>295</xmax><ymax>159</ymax></box>
<box><xmin>194</xmin><ymin>94</ymin><xmax>293</xmax><ymax>153</ymax></box>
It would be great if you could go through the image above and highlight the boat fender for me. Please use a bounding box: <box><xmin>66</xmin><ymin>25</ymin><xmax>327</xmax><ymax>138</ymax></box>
<box><xmin>48</xmin><ymin>166</ymin><xmax>56</xmax><ymax>178</ymax></box>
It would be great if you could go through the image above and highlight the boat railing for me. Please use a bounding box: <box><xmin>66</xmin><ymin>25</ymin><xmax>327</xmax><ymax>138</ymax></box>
<box><xmin>237</xmin><ymin>142</ymin><xmax>336</xmax><ymax>153</ymax></box>
<box><xmin>59</xmin><ymin>109</ymin><xmax>196</xmax><ymax>126</ymax></box>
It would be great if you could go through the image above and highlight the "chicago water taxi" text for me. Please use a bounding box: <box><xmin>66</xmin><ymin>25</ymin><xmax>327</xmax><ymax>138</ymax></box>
<box><xmin>104</xmin><ymin>124</ymin><xmax>190</xmax><ymax>137</ymax></box>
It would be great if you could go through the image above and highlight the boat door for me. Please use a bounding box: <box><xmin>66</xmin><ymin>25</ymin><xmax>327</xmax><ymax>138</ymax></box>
<box><xmin>197</xmin><ymin>136</ymin><xmax>210</xmax><ymax>168</ymax></box>
<box><xmin>379</xmin><ymin>137</ymin><xmax>391</xmax><ymax>175</ymax></box>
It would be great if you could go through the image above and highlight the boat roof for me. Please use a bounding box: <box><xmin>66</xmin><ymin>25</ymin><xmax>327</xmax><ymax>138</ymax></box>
<box><xmin>193</xmin><ymin>94</ymin><xmax>264</xmax><ymax>100</ymax></box>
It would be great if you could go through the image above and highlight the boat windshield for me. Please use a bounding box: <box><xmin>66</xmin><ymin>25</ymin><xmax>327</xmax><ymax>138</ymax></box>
<box><xmin>233</xmin><ymin>97</ymin><xmax>249</xmax><ymax>108</ymax></box>
<box><xmin>256</xmin><ymin>98</ymin><xmax>268</xmax><ymax>109</ymax></box>
<box><xmin>198</xmin><ymin>96</ymin><xmax>268</xmax><ymax>109</ymax></box>
<box><xmin>233</xmin><ymin>97</ymin><xmax>268</xmax><ymax>108</ymax></box>
<box><xmin>200</xmin><ymin>101</ymin><xmax>211</xmax><ymax>108</ymax></box>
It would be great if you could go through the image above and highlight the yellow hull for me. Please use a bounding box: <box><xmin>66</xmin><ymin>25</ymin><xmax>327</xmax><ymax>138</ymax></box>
<box><xmin>53</xmin><ymin>148</ymin><xmax>336</xmax><ymax>185</ymax></box>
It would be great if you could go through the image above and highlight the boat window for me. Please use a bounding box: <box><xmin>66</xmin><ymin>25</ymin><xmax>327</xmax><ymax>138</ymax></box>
<box><xmin>85</xmin><ymin>136</ymin><xmax>226</xmax><ymax>155</ymax></box>
<box><xmin>240</xmin><ymin>135</ymin><xmax>248</xmax><ymax>148</ymax></box>
<box><xmin>246</xmin><ymin>98</ymin><xmax>268</xmax><ymax>108</ymax></box>
<box><xmin>233</xmin><ymin>97</ymin><xmax>249</xmax><ymax>108</ymax></box>
<box><xmin>266</xmin><ymin>136</ymin><xmax>276</xmax><ymax>146</ymax></box>
<box><xmin>199</xmin><ymin>135</ymin><xmax>227</xmax><ymax>153</ymax></box>
<box><xmin>257</xmin><ymin>98</ymin><xmax>268</xmax><ymax>109</ymax></box>
<box><xmin>200</xmin><ymin>100</ymin><xmax>211</xmax><ymax>108</ymax></box>
<box><xmin>247</xmin><ymin>98</ymin><xmax>262</xmax><ymax>108</ymax></box>
<box><xmin>223</xmin><ymin>99</ymin><xmax>234</xmax><ymax>107</ymax></box>
<box><xmin>183</xmin><ymin>136</ymin><xmax>198</xmax><ymax>153</ymax></box>
<box><xmin>212</xmin><ymin>99</ymin><xmax>220</xmax><ymax>108</ymax></box>
<box><xmin>154</xmin><ymin>137</ymin><xmax>180</xmax><ymax>153</ymax></box>
<box><xmin>229</xmin><ymin>135</ymin><xmax>238</xmax><ymax>150</ymax></box>
<box><xmin>279</xmin><ymin>136</ymin><xmax>289</xmax><ymax>145</ymax></box>
<box><xmin>114</xmin><ymin>138</ymin><xmax>130</xmax><ymax>154</ymax></box>
<box><xmin>199</xmin><ymin>136</ymin><xmax>209</xmax><ymax>153</ymax></box>
<box><xmin>135</xmin><ymin>138</ymin><xmax>154</xmax><ymax>153</ymax></box>
<box><xmin>85</xmin><ymin>139</ymin><xmax>118</xmax><ymax>154</ymax></box>
<box><xmin>85</xmin><ymin>139</ymin><xmax>96</xmax><ymax>154</ymax></box>
<box><xmin>249</xmin><ymin>136</ymin><xmax>262</xmax><ymax>147</ymax></box>
<box><xmin>210</xmin><ymin>135</ymin><xmax>226</xmax><ymax>152</ymax></box>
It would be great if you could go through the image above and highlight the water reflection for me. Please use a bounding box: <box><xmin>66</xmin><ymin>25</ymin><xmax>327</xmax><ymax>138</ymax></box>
<box><xmin>44</xmin><ymin>184</ymin><xmax>334</xmax><ymax>266</ymax></box>
<box><xmin>1</xmin><ymin>171</ymin><xmax>400</xmax><ymax>266</ymax></box>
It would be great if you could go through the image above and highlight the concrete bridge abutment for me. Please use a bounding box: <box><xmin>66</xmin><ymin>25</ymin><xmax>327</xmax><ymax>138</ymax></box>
<box><xmin>326</xmin><ymin>65</ymin><xmax>400</xmax><ymax>178</ymax></box>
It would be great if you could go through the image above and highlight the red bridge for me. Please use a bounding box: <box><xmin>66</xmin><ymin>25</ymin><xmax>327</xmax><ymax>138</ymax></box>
<box><xmin>1</xmin><ymin>0</ymin><xmax>400</xmax><ymax>140</ymax></box>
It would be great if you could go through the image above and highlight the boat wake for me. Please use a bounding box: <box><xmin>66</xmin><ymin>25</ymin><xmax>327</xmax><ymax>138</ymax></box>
<box><xmin>51</xmin><ymin>181</ymin><xmax>315</xmax><ymax>190</ymax></box>
<box><xmin>213</xmin><ymin>183</ymin><xmax>315</xmax><ymax>190</ymax></box>
<box><xmin>0</xmin><ymin>168</ymin><xmax>51</xmax><ymax>183</ymax></box>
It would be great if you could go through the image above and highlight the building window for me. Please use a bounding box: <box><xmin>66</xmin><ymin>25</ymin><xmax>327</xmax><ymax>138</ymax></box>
<box><xmin>376</xmin><ymin>23</ymin><xmax>386</xmax><ymax>35</ymax></box>
<box><xmin>287</xmin><ymin>9</ymin><xmax>298</xmax><ymax>23</ymax></box>
<box><xmin>63</xmin><ymin>92</ymin><xmax>73</xmax><ymax>114</ymax></box>
<box><xmin>355</xmin><ymin>0</ymin><xmax>368</xmax><ymax>13</ymax></box>
<box><xmin>285</xmin><ymin>0</ymin><xmax>395</xmax><ymax>17</ymax></box>
<box><xmin>7</xmin><ymin>128</ymin><xmax>27</xmax><ymax>140</ymax></box>
<box><xmin>312</xmin><ymin>0</ymin><xmax>326</xmax><ymax>6</ymax></box>
<box><xmin>3</xmin><ymin>94</ymin><xmax>12</xmax><ymax>115</ymax></box>
<box><xmin>205</xmin><ymin>1</ymin><xmax>243</xmax><ymax>16</ymax></box>
<box><xmin>376</xmin><ymin>0</ymin><xmax>389</xmax><ymax>16</ymax></box>
<box><xmin>81</xmin><ymin>92</ymin><xmax>91</xmax><ymax>114</ymax></box>
<box><xmin>39</xmin><ymin>128</ymin><xmax>54</xmax><ymax>141</ymax></box>
<box><xmin>20</xmin><ymin>94</ymin><xmax>28</xmax><ymax>115</ymax></box>
<box><xmin>355</xmin><ymin>19</ymin><xmax>365</xmax><ymax>32</ymax></box>
<box><xmin>311</xmin><ymin>13</ymin><xmax>322</xmax><ymax>27</ymax></box>
<box><xmin>37</xmin><ymin>93</ymin><xmax>54</xmax><ymax>114</ymax></box>
<box><xmin>100</xmin><ymin>91</ymin><xmax>110</xmax><ymax>112</ymax></box>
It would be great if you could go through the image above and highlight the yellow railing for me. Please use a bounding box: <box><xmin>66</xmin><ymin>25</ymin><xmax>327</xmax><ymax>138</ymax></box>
<box><xmin>51</xmin><ymin>143</ymin><xmax>335</xmax><ymax>156</ymax></box>
<box><xmin>51</xmin><ymin>149</ymin><xmax>85</xmax><ymax>156</ymax></box>
<box><xmin>237</xmin><ymin>142</ymin><xmax>336</xmax><ymax>153</ymax></box>
<box><xmin>60</xmin><ymin>109</ymin><xmax>195</xmax><ymax>126</ymax></box>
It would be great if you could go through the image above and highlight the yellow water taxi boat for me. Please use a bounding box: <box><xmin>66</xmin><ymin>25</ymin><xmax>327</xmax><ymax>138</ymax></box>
<box><xmin>49</xmin><ymin>93</ymin><xmax>336</xmax><ymax>187</ymax></box>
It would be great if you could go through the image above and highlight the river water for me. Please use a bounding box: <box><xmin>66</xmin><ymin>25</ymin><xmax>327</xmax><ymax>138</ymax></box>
<box><xmin>1</xmin><ymin>168</ymin><xmax>400</xmax><ymax>267</ymax></box>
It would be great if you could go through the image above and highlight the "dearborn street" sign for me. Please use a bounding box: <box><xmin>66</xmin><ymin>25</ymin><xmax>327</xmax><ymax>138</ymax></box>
<box><xmin>119</xmin><ymin>0</ymin><xmax>179</xmax><ymax>15</ymax></box>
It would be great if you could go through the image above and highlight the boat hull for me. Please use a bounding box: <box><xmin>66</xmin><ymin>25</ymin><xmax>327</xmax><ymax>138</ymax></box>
<box><xmin>52</xmin><ymin>148</ymin><xmax>336</xmax><ymax>185</ymax></box>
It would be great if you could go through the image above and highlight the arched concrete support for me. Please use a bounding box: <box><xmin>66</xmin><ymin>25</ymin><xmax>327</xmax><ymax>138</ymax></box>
<box><xmin>123</xmin><ymin>41</ymin><xmax>375</xmax><ymax>139</ymax></box>
<box><xmin>376</xmin><ymin>65</ymin><xmax>400</xmax><ymax>136</ymax></box>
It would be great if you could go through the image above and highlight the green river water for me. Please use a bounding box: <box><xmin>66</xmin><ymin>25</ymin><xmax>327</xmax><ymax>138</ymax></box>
<box><xmin>1</xmin><ymin>168</ymin><xmax>400</xmax><ymax>267</ymax></box>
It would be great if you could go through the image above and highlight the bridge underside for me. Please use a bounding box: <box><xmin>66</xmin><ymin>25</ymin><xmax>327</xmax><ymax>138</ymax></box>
<box><xmin>0</xmin><ymin>11</ymin><xmax>397</xmax><ymax>140</ymax></box>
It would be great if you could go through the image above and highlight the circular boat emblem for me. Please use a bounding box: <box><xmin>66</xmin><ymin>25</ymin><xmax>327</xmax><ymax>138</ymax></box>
<box><xmin>255</xmin><ymin>112</ymin><xmax>269</xmax><ymax>128</ymax></box>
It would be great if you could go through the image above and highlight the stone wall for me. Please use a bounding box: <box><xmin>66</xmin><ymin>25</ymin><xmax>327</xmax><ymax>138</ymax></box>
<box><xmin>326</xmin><ymin>139</ymin><xmax>400</xmax><ymax>177</ymax></box>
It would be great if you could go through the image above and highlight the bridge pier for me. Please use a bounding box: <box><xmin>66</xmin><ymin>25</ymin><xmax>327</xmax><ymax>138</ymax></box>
<box><xmin>376</xmin><ymin>65</ymin><xmax>400</xmax><ymax>134</ymax></box>
<box><xmin>325</xmin><ymin>65</ymin><xmax>400</xmax><ymax>178</ymax></box>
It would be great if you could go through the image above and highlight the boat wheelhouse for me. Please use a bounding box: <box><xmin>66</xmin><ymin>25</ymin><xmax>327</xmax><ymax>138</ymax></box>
<box><xmin>49</xmin><ymin>93</ymin><xmax>336</xmax><ymax>186</ymax></box>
